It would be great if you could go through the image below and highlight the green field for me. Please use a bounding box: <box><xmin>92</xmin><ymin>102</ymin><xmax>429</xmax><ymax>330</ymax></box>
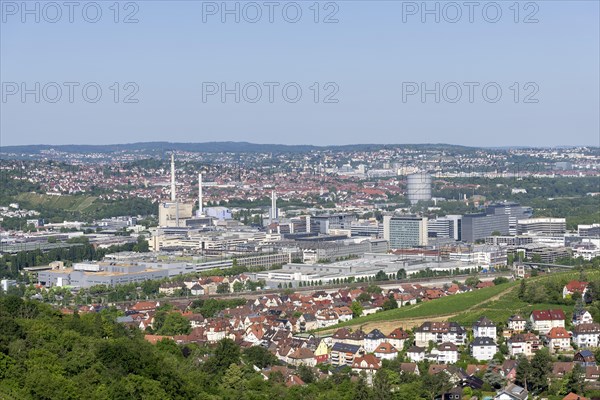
<box><xmin>316</xmin><ymin>270</ymin><xmax>599</xmax><ymax>332</ymax></box>
<box><xmin>315</xmin><ymin>282</ymin><xmax>515</xmax><ymax>332</ymax></box>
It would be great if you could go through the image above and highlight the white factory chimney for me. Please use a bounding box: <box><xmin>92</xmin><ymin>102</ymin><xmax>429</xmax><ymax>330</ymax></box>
<box><xmin>170</xmin><ymin>154</ymin><xmax>176</xmax><ymax>202</ymax></box>
<box><xmin>198</xmin><ymin>172</ymin><xmax>203</xmax><ymax>216</ymax></box>
<box><xmin>271</xmin><ymin>190</ymin><xmax>277</xmax><ymax>221</ymax></box>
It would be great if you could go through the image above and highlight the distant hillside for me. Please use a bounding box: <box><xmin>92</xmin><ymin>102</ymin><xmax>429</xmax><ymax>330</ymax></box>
<box><xmin>0</xmin><ymin>141</ymin><xmax>477</xmax><ymax>155</ymax></box>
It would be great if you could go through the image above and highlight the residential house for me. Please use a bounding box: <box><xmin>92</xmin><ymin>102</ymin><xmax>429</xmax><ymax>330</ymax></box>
<box><xmin>407</xmin><ymin>345</ymin><xmax>426</xmax><ymax>362</ymax></box>
<box><xmin>552</xmin><ymin>362</ymin><xmax>574</xmax><ymax>379</ymax></box>
<box><xmin>530</xmin><ymin>309</ymin><xmax>565</xmax><ymax>335</ymax></box>
<box><xmin>400</xmin><ymin>362</ymin><xmax>420</xmax><ymax>375</ymax></box>
<box><xmin>159</xmin><ymin>282</ymin><xmax>183</xmax><ymax>295</ymax></box>
<box><xmin>245</xmin><ymin>324</ymin><xmax>265</xmax><ymax>345</ymax></box>
<box><xmin>507</xmin><ymin>315</ymin><xmax>527</xmax><ymax>333</ymax></box>
<box><xmin>373</xmin><ymin>342</ymin><xmax>398</xmax><ymax>360</ymax></box>
<box><xmin>387</xmin><ymin>327</ymin><xmax>410</xmax><ymax>350</ymax></box>
<box><xmin>333</xmin><ymin>306</ymin><xmax>353</xmax><ymax>322</ymax></box>
<box><xmin>185</xmin><ymin>313</ymin><xmax>205</xmax><ymax>329</ymax></box>
<box><xmin>585</xmin><ymin>365</ymin><xmax>600</xmax><ymax>382</ymax></box>
<box><xmin>508</xmin><ymin>333</ymin><xmax>541</xmax><ymax>357</ymax></box>
<box><xmin>331</xmin><ymin>328</ymin><xmax>365</xmax><ymax>346</ymax></box>
<box><xmin>288</xmin><ymin>347</ymin><xmax>316</xmax><ymax>367</ymax></box>
<box><xmin>546</xmin><ymin>327</ymin><xmax>571</xmax><ymax>352</ymax></box>
<box><xmin>444</xmin><ymin>387</ymin><xmax>464</xmax><ymax>400</ymax></box>
<box><xmin>397</xmin><ymin>293</ymin><xmax>417</xmax><ymax>306</ymax></box>
<box><xmin>563</xmin><ymin>281</ymin><xmax>588</xmax><ymax>299</ymax></box>
<box><xmin>572</xmin><ymin>323</ymin><xmax>600</xmax><ymax>348</ymax></box>
<box><xmin>330</xmin><ymin>342</ymin><xmax>365</xmax><ymax>367</ymax></box>
<box><xmin>129</xmin><ymin>301</ymin><xmax>160</xmax><ymax>313</ymax></box>
<box><xmin>477</xmin><ymin>281</ymin><xmax>495</xmax><ymax>289</ymax></box>
<box><xmin>314</xmin><ymin>339</ymin><xmax>330</xmax><ymax>364</ymax></box>
<box><xmin>494</xmin><ymin>383</ymin><xmax>528</xmax><ymax>400</ymax></box>
<box><xmin>315</xmin><ymin>310</ymin><xmax>339</xmax><ymax>328</ymax></box>
<box><xmin>435</xmin><ymin>342</ymin><xmax>459</xmax><ymax>364</ymax></box>
<box><xmin>364</xmin><ymin>329</ymin><xmax>387</xmax><ymax>353</ymax></box>
<box><xmin>501</xmin><ymin>360</ymin><xmax>518</xmax><ymax>382</ymax></box>
<box><xmin>414</xmin><ymin>322</ymin><xmax>467</xmax><ymax>346</ymax></box>
<box><xmin>190</xmin><ymin>284</ymin><xmax>204</xmax><ymax>296</ymax></box>
<box><xmin>206</xmin><ymin>320</ymin><xmax>228</xmax><ymax>343</ymax></box>
<box><xmin>574</xmin><ymin>350</ymin><xmax>596</xmax><ymax>367</ymax></box>
<box><xmin>563</xmin><ymin>393</ymin><xmax>589</xmax><ymax>400</ymax></box>
<box><xmin>297</xmin><ymin>313</ymin><xmax>318</xmax><ymax>332</ymax></box>
<box><xmin>351</xmin><ymin>354</ymin><xmax>381</xmax><ymax>376</ymax></box>
<box><xmin>471</xmin><ymin>337</ymin><xmax>498</xmax><ymax>361</ymax></box>
<box><xmin>473</xmin><ymin>316</ymin><xmax>497</xmax><ymax>339</ymax></box>
<box><xmin>361</xmin><ymin>304</ymin><xmax>381</xmax><ymax>316</ymax></box>
<box><xmin>573</xmin><ymin>310</ymin><xmax>594</xmax><ymax>326</ymax></box>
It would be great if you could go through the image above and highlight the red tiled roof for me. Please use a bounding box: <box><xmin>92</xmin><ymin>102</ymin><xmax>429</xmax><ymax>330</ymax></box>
<box><xmin>531</xmin><ymin>309</ymin><xmax>566</xmax><ymax>321</ymax></box>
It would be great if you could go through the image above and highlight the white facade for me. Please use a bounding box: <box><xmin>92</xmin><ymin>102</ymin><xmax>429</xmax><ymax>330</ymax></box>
<box><xmin>407</xmin><ymin>347</ymin><xmax>425</xmax><ymax>362</ymax></box>
<box><xmin>572</xmin><ymin>324</ymin><xmax>600</xmax><ymax>348</ymax></box>
<box><xmin>471</xmin><ymin>337</ymin><xmax>498</xmax><ymax>361</ymax></box>
<box><xmin>435</xmin><ymin>343</ymin><xmax>459</xmax><ymax>364</ymax></box>
<box><xmin>508</xmin><ymin>316</ymin><xmax>527</xmax><ymax>332</ymax></box>
<box><xmin>473</xmin><ymin>317</ymin><xmax>497</xmax><ymax>339</ymax></box>
<box><xmin>530</xmin><ymin>311</ymin><xmax>565</xmax><ymax>335</ymax></box>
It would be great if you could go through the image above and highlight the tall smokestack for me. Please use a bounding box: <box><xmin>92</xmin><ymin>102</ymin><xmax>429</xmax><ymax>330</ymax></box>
<box><xmin>198</xmin><ymin>172</ymin><xmax>203</xmax><ymax>216</ymax></box>
<box><xmin>170</xmin><ymin>154</ymin><xmax>176</xmax><ymax>202</ymax></box>
<box><xmin>271</xmin><ymin>190</ymin><xmax>277</xmax><ymax>221</ymax></box>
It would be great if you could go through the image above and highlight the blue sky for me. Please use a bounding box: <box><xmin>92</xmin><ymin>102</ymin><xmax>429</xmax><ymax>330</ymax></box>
<box><xmin>1</xmin><ymin>1</ymin><xmax>599</xmax><ymax>147</ymax></box>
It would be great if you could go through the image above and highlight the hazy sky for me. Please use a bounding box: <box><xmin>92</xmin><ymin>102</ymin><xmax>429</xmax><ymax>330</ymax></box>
<box><xmin>1</xmin><ymin>1</ymin><xmax>599</xmax><ymax>147</ymax></box>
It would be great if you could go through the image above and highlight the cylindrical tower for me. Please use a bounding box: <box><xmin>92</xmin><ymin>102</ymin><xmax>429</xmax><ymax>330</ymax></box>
<box><xmin>407</xmin><ymin>173</ymin><xmax>432</xmax><ymax>205</ymax></box>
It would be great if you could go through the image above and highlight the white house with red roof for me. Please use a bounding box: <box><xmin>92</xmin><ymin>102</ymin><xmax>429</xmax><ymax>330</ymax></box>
<box><xmin>563</xmin><ymin>281</ymin><xmax>589</xmax><ymax>299</ymax></box>
<box><xmin>373</xmin><ymin>342</ymin><xmax>398</xmax><ymax>360</ymax></box>
<box><xmin>387</xmin><ymin>328</ymin><xmax>410</xmax><ymax>350</ymax></box>
<box><xmin>530</xmin><ymin>309</ymin><xmax>566</xmax><ymax>335</ymax></box>
<box><xmin>351</xmin><ymin>354</ymin><xmax>381</xmax><ymax>376</ymax></box>
<box><xmin>546</xmin><ymin>327</ymin><xmax>571</xmax><ymax>352</ymax></box>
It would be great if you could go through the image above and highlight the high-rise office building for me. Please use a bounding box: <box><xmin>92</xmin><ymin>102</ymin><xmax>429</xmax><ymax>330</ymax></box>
<box><xmin>461</xmin><ymin>213</ymin><xmax>509</xmax><ymax>243</ymax></box>
<box><xmin>486</xmin><ymin>202</ymin><xmax>533</xmax><ymax>235</ymax></box>
<box><xmin>428</xmin><ymin>215</ymin><xmax>462</xmax><ymax>241</ymax></box>
<box><xmin>383</xmin><ymin>216</ymin><xmax>428</xmax><ymax>249</ymax></box>
<box><xmin>309</xmin><ymin>213</ymin><xmax>357</xmax><ymax>234</ymax></box>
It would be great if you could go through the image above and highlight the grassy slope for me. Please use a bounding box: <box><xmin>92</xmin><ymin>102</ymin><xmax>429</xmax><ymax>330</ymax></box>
<box><xmin>16</xmin><ymin>192</ymin><xmax>99</xmax><ymax>213</ymax></box>
<box><xmin>451</xmin><ymin>270</ymin><xmax>600</xmax><ymax>325</ymax></box>
<box><xmin>316</xmin><ymin>270</ymin><xmax>599</xmax><ymax>332</ymax></box>
<box><xmin>315</xmin><ymin>283</ymin><xmax>515</xmax><ymax>332</ymax></box>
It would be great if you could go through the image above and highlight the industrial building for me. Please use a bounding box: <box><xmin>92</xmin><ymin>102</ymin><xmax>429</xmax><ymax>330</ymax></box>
<box><xmin>158</xmin><ymin>155</ymin><xmax>194</xmax><ymax>227</ymax></box>
<box><xmin>295</xmin><ymin>237</ymin><xmax>389</xmax><ymax>263</ymax></box>
<box><xmin>37</xmin><ymin>262</ymin><xmax>170</xmax><ymax>288</ymax></box>
<box><xmin>517</xmin><ymin>218</ymin><xmax>567</xmax><ymax>236</ymax></box>
<box><xmin>578</xmin><ymin>224</ymin><xmax>600</xmax><ymax>237</ymax></box>
<box><xmin>351</xmin><ymin>220</ymin><xmax>384</xmax><ymax>238</ymax></box>
<box><xmin>251</xmin><ymin>253</ymin><xmax>480</xmax><ymax>288</ymax></box>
